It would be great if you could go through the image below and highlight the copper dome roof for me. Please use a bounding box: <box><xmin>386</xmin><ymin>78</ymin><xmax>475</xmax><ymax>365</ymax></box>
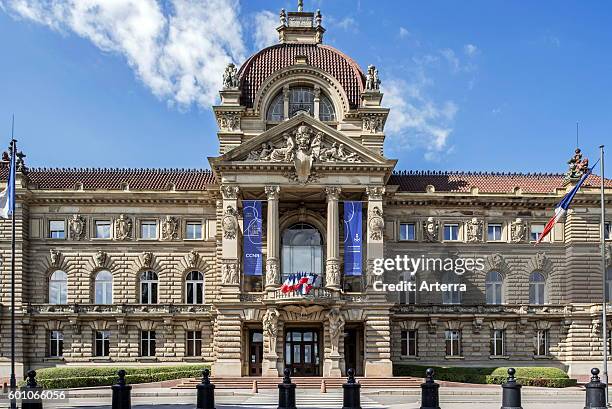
<box><xmin>238</xmin><ymin>43</ymin><xmax>366</xmax><ymax>110</ymax></box>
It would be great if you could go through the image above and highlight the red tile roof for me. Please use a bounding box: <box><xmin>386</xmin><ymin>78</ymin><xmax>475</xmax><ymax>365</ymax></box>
<box><xmin>238</xmin><ymin>43</ymin><xmax>365</xmax><ymax>109</ymax></box>
<box><xmin>389</xmin><ymin>171</ymin><xmax>612</xmax><ymax>194</ymax></box>
<box><xmin>0</xmin><ymin>164</ymin><xmax>215</xmax><ymax>191</ymax></box>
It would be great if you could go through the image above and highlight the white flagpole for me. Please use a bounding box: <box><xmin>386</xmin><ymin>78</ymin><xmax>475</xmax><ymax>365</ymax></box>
<box><xmin>601</xmin><ymin>144</ymin><xmax>608</xmax><ymax>403</ymax></box>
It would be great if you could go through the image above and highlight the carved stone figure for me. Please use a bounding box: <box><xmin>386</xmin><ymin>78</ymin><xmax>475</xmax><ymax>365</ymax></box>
<box><xmin>220</xmin><ymin>185</ymin><xmax>239</xmax><ymax>200</ymax></box>
<box><xmin>325</xmin><ymin>260</ymin><xmax>340</xmax><ymax>288</ymax></box>
<box><xmin>115</xmin><ymin>214</ymin><xmax>132</xmax><ymax>241</ymax></box>
<box><xmin>142</xmin><ymin>252</ymin><xmax>153</xmax><ymax>269</ymax></box>
<box><xmin>327</xmin><ymin>308</ymin><xmax>345</xmax><ymax>354</ymax></box>
<box><xmin>222</xmin><ymin>63</ymin><xmax>239</xmax><ymax>89</ymax></box>
<box><xmin>161</xmin><ymin>216</ymin><xmax>179</xmax><ymax>241</ymax></box>
<box><xmin>222</xmin><ymin>261</ymin><xmax>239</xmax><ymax>285</ymax></box>
<box><xmin>368</xmin><ymin>206</ymin><xmax>384</xmax><ymax>240</ymax></box>
<box><xmin>279</xmin><ymin>8</ymin><xmax>286</xmax><ymax>25</ymax></box>
<box><xmin>266</xmin><ymin>259</ymin><xmax>279</xmax><ymax>286</ymax></box>
<box><xmin>222</xmin><ymin>206</ymin><xmax>239</xmax><ymax>239</ymax></box>
<box><xmin>188</xmin><ymin>250</ymin><xmax>199</xmax><ymax>268</ymax></box>
<box><xmin>363</xmin><ymin>115</ymin><xmax>383</xmax><ymax>133</ymax></box>
<box><xmin>535</xmin><ymin>252</ymin><xmax>547</xmax><ymax>270</ymax></box>
<box><xmin>217</xmin><ymin>112</ymin><xmax>240</xmax><ymax>132</ymax></box>
<box><xmin>489</xmin><ymin>253</ymin><xmax>504</xmax><ymax>269</ymax></box>
<box><xmin>95</xmin><ymin>251</ymin><xmax>107</xmax><ymax>268</ymax></box>
<box><xmin>365</xmin><ymin>65</ymin><xmax>381</xmax><ymax>91</ymax></box>
<box><xmin>510</xmin><ymin>218</ymin><xmax>526</xmax><ymax>243</ymax></box>
<box><xmin>315</xmin><ymin>9</ymin><xmax>322</xmax><ymax>26</ymax></box>
<box><xmin>262</xmin><ymin>308</ymin><xmax>280</xmax><ymax>355</ymax></box>
<box><xmin>423</xmin><ymin>217</ymin><xmax>439</xmax><ymax>242</ymax></box>
<box><xmin>366</xmin><ymin>186</ymin><xmax>385</xmax><ymax>201</ymax></box>
<box><xmin>565</xmin><ymin>148</ymin><xmax>590</xmax><ymax>180</ymax></box>
<box><xmin>50</xmin><ymin>249</ymin><xmax>61</xmax><ymax>268</ymax></box>
<box><xmin>69</xmin><ymin>214</ymin><xmax>86</xmax><ymax>240</ymax></box>
<box><xmin>466</xmin><ymin>218</ymin><xmax>483</xmax><ymax>243</ymax></box>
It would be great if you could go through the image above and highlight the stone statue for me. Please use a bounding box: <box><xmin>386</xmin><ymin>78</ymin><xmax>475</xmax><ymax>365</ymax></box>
<box><xmin>222</xmin><ymin>63</ymin><xmax>239</xmax><ymax>89</ymax></box>
<box><xmin>115</xmin><ymin>214</ymin><xmax>132</xmax><ymax>240</ymax></box>
<box><xmin>188</xmin><ymin>250</ymin><xmax>199</xmax><ymax>268</ymax></box>
<box><xmin>565</xmin><ymin>148</ymin><xmax>590</xmax><ymax>180</ymax></box>
<box><xmin>161</xmin><ymin>216</ymin><xmax>179</xmax><ymax>240</ymax></box>
<box><xmin>266</xmin><ymin>259</ymin><xmax>279</xmax><ymax>286</ymax></box>
<box><xmin>423</xmin><ymin>217</ymin><xmax>439</xmax><ymax>242</ymax></box>
<box><xmin>279</xmin><ymin>8</ymin><xmax>286</xmax><ymax>25</ymax></box>
<box><xmin>69</xmin><ymin>214</ymin><xmax>86</xmax><ymax>240</ymax></box>
<box><xmin>365</xmin><ymin>65</ymin><xmax>381</xmax><ymax>91</ymax></box>
<box><xmin>315</xmin><ymin>9</ymin><xmax>322</xmax><ymax>26</ymax></box>
<box><xmin>142</xmin><ymin>252</ymin><xmax>153</xmax><ymax>269</ymax></box>
<box><xmin>368</xmin><ymin>206</ymin><xmax>384</xmax><ymax>240</ymax></box>
<box><xmin>510</xmin><ymin>218</ymin><xmax>526</xmax><ymax>243</ymax></box>
<box><xmin>262</xmin><ymin>308</ymin><xmax>280</xmax><ymax>355</ymax></box>
<box><xmin>222</xmin><ymin>261</ymin><xmax>239</xmax><ymax>285</ymax></box>
<box><xmin>327</xmin><ymin>308</ymin><xmax>345</xmax><ymax>354</ymax></box>
<box><xmin>325</xmin><ymin>261</ymin><xmax>340</xmax><ymax>288</ymax></box>
<box><xmin>95</xmin><ymin>251</ymin><xmax>107</xmax><ymax>268</ymax></box>
<box><xmin>50</xmin><ymin>249</ymin><xmax>61</xmax><ymax>268</ymax></box>
<box><xmin>221</xmin><ymin>206</ymin><xmax>239</xmax><ymax>239</ymax></box>
<box><xmin>466</xmin><ymin>218</ymin><xmax>483</xmax><ymax>243</ymax></box>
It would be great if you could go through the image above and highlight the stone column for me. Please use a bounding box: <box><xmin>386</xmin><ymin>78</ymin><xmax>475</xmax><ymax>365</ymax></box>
<box><xmin>325</xmin><ymin>186</ymin><xmax>341</xmax><ymax>290</ymax></box>
<box><xmin>365</xmin><ymin>186</ymin><xmax>385</xmax><ymax>294</ymax></box>
<box><xmin>283</xmin><ymin>85</ymin><xmax>290</xmax><ymax>120</ymax></box>
<box><xmin>220</xmin><ymin>185</ymin><xmax>240</xmax><ymax>301</ymax></box>
<box><xmin>313</xmin><ymin>86</ymin><xmax>321</xmax><ymax>120</ymax></box>
<box><xmin>265</xmin><ymin>185</ymin><xmax>281</xmax><ymax>290</ymax></box>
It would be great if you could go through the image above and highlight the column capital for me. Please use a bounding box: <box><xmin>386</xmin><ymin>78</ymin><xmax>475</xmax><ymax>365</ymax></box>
<box><xmin>366</xmin><ymin>186</ymin><xmax>385</xmax><ymax>201</ymax></box>
<box><xmin>221</xmin><ymin>184</ymin><xmax>240</xmax><ymax>200</ymax></box>
<box><xmin>265</xmin><ymin>185</ymin><xmax>281</xmax><ymax>200</ymax></box>
<box><xmin>325</xmin><ymin>186</ymin><xmax>342</xmax><ymax>201</ymax></box>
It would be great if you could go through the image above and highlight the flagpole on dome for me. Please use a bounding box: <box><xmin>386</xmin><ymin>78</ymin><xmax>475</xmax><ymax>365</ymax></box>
<box><xmin>600</xmin><ymin>144</ymin><xmax>608</xmax><ymax>403</ymax></box>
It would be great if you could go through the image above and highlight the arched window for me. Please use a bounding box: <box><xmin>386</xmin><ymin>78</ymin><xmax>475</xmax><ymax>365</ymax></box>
<box><xmin>185</xmin><ymin>271</ymin><xmax>205</xmax><ymax>304</ymax></box>
<box><xmin>606</xmin><ymin>267</ymin><xmax>612</xmax><ymax>302</ymax></box>
<box><xmin>49</xmin><ymin>270</ymin><xmax>67</xmax><ymax>305</ymax></box>
<box><xmin>94</xmin><ymin>270</ymin><xmax>113</xmax><ymax>304</ymax></box>
<box><xmin>140</xmin><ymin>271</ymin><xmax>158</xmax><ymax>304</ymax></box>
<box><xmin>529</xmin><ymin>272</ymin><xmax>546</xmax><ymax>305</ymax></box>
<box><xmin>485</xmin><ymin>271</ymin><xmax>503</xmax><ymax>305</ymax></box>
<box><xmin>282</xmin><ymin>223</ymin><xmax>323</xmax><ymax>284</ymax></box>
<box><xmin>266</xmin><ymin>87</ymin><xmax>336</xmax><ymax>121</ymax></box>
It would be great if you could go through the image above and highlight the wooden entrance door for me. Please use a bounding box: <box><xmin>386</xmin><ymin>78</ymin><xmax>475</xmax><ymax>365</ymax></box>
<box><xmin>248</xmin><ymin>329</ymin><xmax>263</xmax><ymax>376</ymax></box>
<box><xmin>284</xmin><ymin>329</ymin><xmax>321</xmax><ymax>376</ymax></box>
<box><xmin>344</xmin><ymin>326</ymin><xmax>364</xmax><ymax>376</ymax></box>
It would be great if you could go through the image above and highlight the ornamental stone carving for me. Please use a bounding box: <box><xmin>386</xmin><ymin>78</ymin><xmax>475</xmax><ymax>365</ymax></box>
<box><xmin>265</xmin><ymin>185</ymin><xmax>280</xmax><ymax>200</ymax></box>
<box><xmin>222</xmin><ymin>63</ymin><xmax>239</xmax><ymax>89</ymax></box>
<box><xmin>510</xmin><ymin>218</ymin><xmax>526</xmax><ymax>243</ymax></box>
<box><xmin>365</xmin><ymin>65</ymin><xmax>381</xmax><ymax>91</ymax></box>
<box><xmin>366</xmin><ymin>186</ymin><xmax>385</xmax><ymax>201</ymax></box>
<box><xmin>95</xmin><ymin>251</ymin><xmax>107</xmax><ymax>268</ymax></box>
<box><xmin>142</xmin><ymin>252</ymin><xmax>153</xmax><ymax>269</ymax></box>
<box><xmin>368</xmin><ymin>206</ymin><xmax>384</xmax><ymax>240</ymax></box>
<box><xmin>325</xmin><ymin>260</ymin><xmax>340</xmax><ymax>288</ymax></box>
<box><xmin>488</xmin><ymin>253</ymin><xmax>505</xmax><ymax>270</ymax></box>
<box><xmin>262</xmin><ymin>308</ymin><xmax>280</xmax><ymax>355</ymax></box>
<box><xmin>466</xmin><ymin>218</ymin><xmax>483</xmax><ymax>243</ymax></box>
<box><xmin>606</xmin><ymin>243</ymin><xmax>612</xmax><ymax>267</ymax></box>
<box><xmin>423</xmin><ymin>217</ymin><xmax>439</xmax><ymax>242</ymax></box>
<box><xmin>161</xmin><ymin>216</ymin><xmax>179</xmax><ymax>241</ymax></box>
<box><xmin>266</xmin><ymin>259</ymin><xmax>280</xmax><ymax>286</ymax></box>
<box><xmin>217</xmin><ymin>112</ymin><xmax>240</xmax><ymax>132</ymax></box>
<box><xmin>188</xmin><ymin>250</ymin><xmax>199</xmax><ymax>268</ymax></box>
<box><xmin>535</xmin><ymin>252</ymin><xmax>547</xmax><ymax>270</ymax></box>
<box><xmin>222</xmin><ymin>206</ymin><xmax>239</xmax><ymax>240</ymax></box>
<box><xmin>221</xmin><ymin>260</ymin><xmax>239</xmax><ymax>285</ymax></box>
<box><xmin>279</xmin><ymin>8</ymin><xmax>286</xmax><ymax>25</ymax></box>
<box><xmin>69</xmin><ymin>214</ymin><xmax>86</xmax><ymax>240</ymax></box>
<box><xmin>114</xmin><ymin>214</ymin><xmax>132</xmax><ymax>241</ymax></box>
<box><xmin>50</xmin><ymin>249</ymin><xmax>61</xmax><ymax>268</ymax></box>
<box><xmin>565</xmin><ymin>148</ymin><xmax>590</xmax><ymax>181</ymax></box>
<box><xmin>327</xmin><ymin>307</ymin><xmax>345</xmax><ymax>355</ymax></box>
<box><xmin>220</xmin><ymin>185</ymin><xmax>239</xmax><ymax>200</ymax></box>
<box><xmin>325</xmin><ymin>186</ymin><xmax>341</xmax><ymax>201</ymax></box>
<box><xmin>362</xmin><ymin>115</ymin><xmax>383</xmax><ymax>133</ymax></box>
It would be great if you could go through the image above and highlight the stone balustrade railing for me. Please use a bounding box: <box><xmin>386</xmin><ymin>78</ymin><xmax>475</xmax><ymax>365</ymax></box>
<box><xmin>267</xmin><ymin>287</ymin><xmax>335</xmax><ymax>302</ymax></box>
<box><xmin>27</xmin><ymin>303</ymin><xmax>213</xmax><ymax>315</ymax></box>
<box><xmin>394</xmin><ymin>303</ymin><xmax>573</xmax><ymax>315</ymax></box>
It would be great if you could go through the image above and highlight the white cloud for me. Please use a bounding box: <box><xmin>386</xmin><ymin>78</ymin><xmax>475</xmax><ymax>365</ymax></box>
<box><xmin>464</xmin><ymin>43</ymin><xmax>478</xmax><ymax>57</ymax></box>
<box><xmin>398</xmin><ymin>27</ymin><xmax>409</xmax><ymax>38</ymax></box>
<box><xmin>383</xmin><ymin>77</ymin><xmax>457</xmax><ymax>160</ymax></box>
<box><xmin>1</xmin><ymin>0</ymin><xmax>247</xmax><ymax>108</ymax></box>
<box><xmin>253</xmin><ymin>10</ymin><xmax>278</xmax><ymax>50</ymax></box>
<box><xmin>327</xmin><ymin>16</ymin><xmax>358</xmax><ymax>32</ymax></box>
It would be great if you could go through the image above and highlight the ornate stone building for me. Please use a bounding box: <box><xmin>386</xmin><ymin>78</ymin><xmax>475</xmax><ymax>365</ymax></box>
<box><xmin>1</xmin><ymin>2</ymin><xmax>611</xmax><ymax>379</ymax></box>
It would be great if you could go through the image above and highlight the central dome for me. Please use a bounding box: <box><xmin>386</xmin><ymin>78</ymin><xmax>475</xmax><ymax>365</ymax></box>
<box><xmin>238</xmin><ymin>43</ymin><xmax>365</xmax><ymax>110</ymax></box>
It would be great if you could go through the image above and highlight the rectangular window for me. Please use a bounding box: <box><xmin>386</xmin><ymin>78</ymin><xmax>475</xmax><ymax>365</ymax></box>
<box><xmin>490</xmin><ymin>330</ymin><xmax>505</xmax><ymax>356</ymax></box>
<box><xmin>536</xmin><ymin>330</ymin><xmax>549</xmax><ymax>356</ymax></box>
<box><xmin>186</xmin><ymin>221</ymin><xmax>203</xmax><ymax>240</ymax></box>
<box><xmin>399</xmin><ymin>223</ymin><xmax>416</xmax><ymax>241</ymax></box>
<box><xmin>444</xmin><ymin>224</ymin><xmax>459</xmax><ymax>241</ymax></box>
<box><xmin>401</xmin><ymin>330</ymin><xmax>418</xmax><ymax>357</ymax></box>
<box><xmin>487</xmin><ymin>223</ymin><xmax>503</xmax><ymax>241</ymax></box>
<box><xmin>140</xmin><ymin>220</ymin><xmax>157</xmax><ymax>240</ymax></box>
<box><xmin>49</xmin><ymin>331</ymin><xmax>63</xmax><ymax>357</ymax></box>
<box><xmin>530</xmin><ymin>224</ymin><xmax>544</xmax><ymax>242</ymax></box>
<box><xmin>94</xmin><ymin>220</ymin><xmax>112</xmax><ymax>239</ymax></box>
<box><xmin>605</xmin><ymin>222</ymin><xmax>611</xmax><ymax>240</ymax></box>
<box><xmin>186</xmin><ymin>330</ymin><xmax>202</xmax><ymax>357</ymax></box>
<box><xmin>49</xmin><ymin>220</ymin><xmax>65</xmax><ymax>239</ymax></box>
<box><xmin>445</xmin><ymin>330</ymin><xmax>461</xmax><ymax>357</ymax></box>
<box><xmin>95</xmin><ymin>331</ymin><xmax>110</xmax><ymax>357</ymax></box>
<box><xmin>141</xmin><ymin>330</ymin><xmax>156</xmax><ymax>357</ymax></box>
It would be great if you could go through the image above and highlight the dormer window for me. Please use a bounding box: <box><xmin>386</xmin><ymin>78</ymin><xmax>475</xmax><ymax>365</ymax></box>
<box><xmin>267</xmin><ymin>86</ymin><xmax>336</xmax><ymax>122</ymax></box>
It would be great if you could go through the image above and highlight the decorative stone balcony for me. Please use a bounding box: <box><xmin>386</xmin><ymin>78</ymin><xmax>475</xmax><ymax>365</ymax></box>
<box><xmin>393</xmin><ymin>303</ymin><xmax>571</xmax><ymax>316</ymax></box>
<box><xmin>27</xmin><ymin>303</ymin><xmax>213</xmax><ymax>318</ymax></box>
<box><xmin>266</xmin><ymin>287</ymin><xmax>336</xmax><ymax>304</ymax></box>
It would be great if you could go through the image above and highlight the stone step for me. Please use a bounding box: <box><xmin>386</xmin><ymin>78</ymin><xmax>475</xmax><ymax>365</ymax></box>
<box><xmin>173</xmin><ymin>376</ymin><xmax>423</xmax><ymax>389</ymax></box>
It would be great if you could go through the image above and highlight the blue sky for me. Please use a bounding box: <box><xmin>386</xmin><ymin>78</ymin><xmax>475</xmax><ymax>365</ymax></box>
<box><xmin>0</xmin><ymin>0</ymin><xmax>610</xmax><ymax>175</ymax></box>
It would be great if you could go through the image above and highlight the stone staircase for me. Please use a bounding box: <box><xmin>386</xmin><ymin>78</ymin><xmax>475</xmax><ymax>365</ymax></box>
<box><xmin>173</xmin><ymin>376</ymin><xmax>423</xmax><ymax>389</ymax></box>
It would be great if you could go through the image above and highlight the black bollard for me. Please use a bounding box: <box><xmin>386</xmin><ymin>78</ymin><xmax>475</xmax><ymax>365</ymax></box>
<box><xmin>21</xmin><ymin>370</ymin><xmax>43</xmax><ymax>409</ymax></box>
<box><xmin>111</xmin><ymin>370</ymin><xmax>132</xmax><ymax>409</ymax></box>
<box><xmin>278</xmin><ymin>368</ymin><xmax>297</xmax><ymax>409</ymax></box>
<box><xmin>196</xmin><ymin>369</ymin><xmax>216</xmax><ymax>409</ymax></box>
<box><xmin>501</xmin><ymin>368</ymin><xmax>522</xmax><ymax>409</ymax></box>
<box><xmin>584</xmin><ymin>368</ymin><xmax>607</xmax><ymax>409</ymax></box>
<box><xmin>420</xmin><ymin>368</ymin><xmax>440</xmax><ymax>409</ymax></box>
<box><xmin>342</xmin><ymin>368</ymin><xmax>361</xmax><ymax>409</ymax></box>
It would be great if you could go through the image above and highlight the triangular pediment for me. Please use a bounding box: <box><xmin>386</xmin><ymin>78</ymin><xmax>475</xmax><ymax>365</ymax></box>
<box><xmin>215</xmin><ymin>114</ymin><xmax>391</xmax><ymax>166</ymax></box>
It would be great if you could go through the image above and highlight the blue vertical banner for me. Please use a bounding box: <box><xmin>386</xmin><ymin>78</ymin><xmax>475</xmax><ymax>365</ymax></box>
<box><xmin>343</xmin><ymin>201</ymin><xmax>363</xmax><ymax>276</ymax></box>
<box><xmin>243</xmin><ymin>200</ymin><xmax>263</xmax><ymax>276</ymax></box>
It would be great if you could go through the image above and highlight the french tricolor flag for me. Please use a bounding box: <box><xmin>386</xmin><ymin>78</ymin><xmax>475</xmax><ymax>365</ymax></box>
<box><xmin>536</xmin><ymin>165</ymin><xmax>594</xmax><ymax>244</ymax></box>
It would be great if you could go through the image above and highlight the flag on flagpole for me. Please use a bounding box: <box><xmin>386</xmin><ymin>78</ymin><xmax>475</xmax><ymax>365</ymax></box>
<box><xmin>536</xmin><ymin>164</ymin><xmax>595</xmax><ymax>244</ymax></box>
<box><xmin>0</xmin><ymin>141</ymin><xmax>16</xmax><ymax>219</ymax></box>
